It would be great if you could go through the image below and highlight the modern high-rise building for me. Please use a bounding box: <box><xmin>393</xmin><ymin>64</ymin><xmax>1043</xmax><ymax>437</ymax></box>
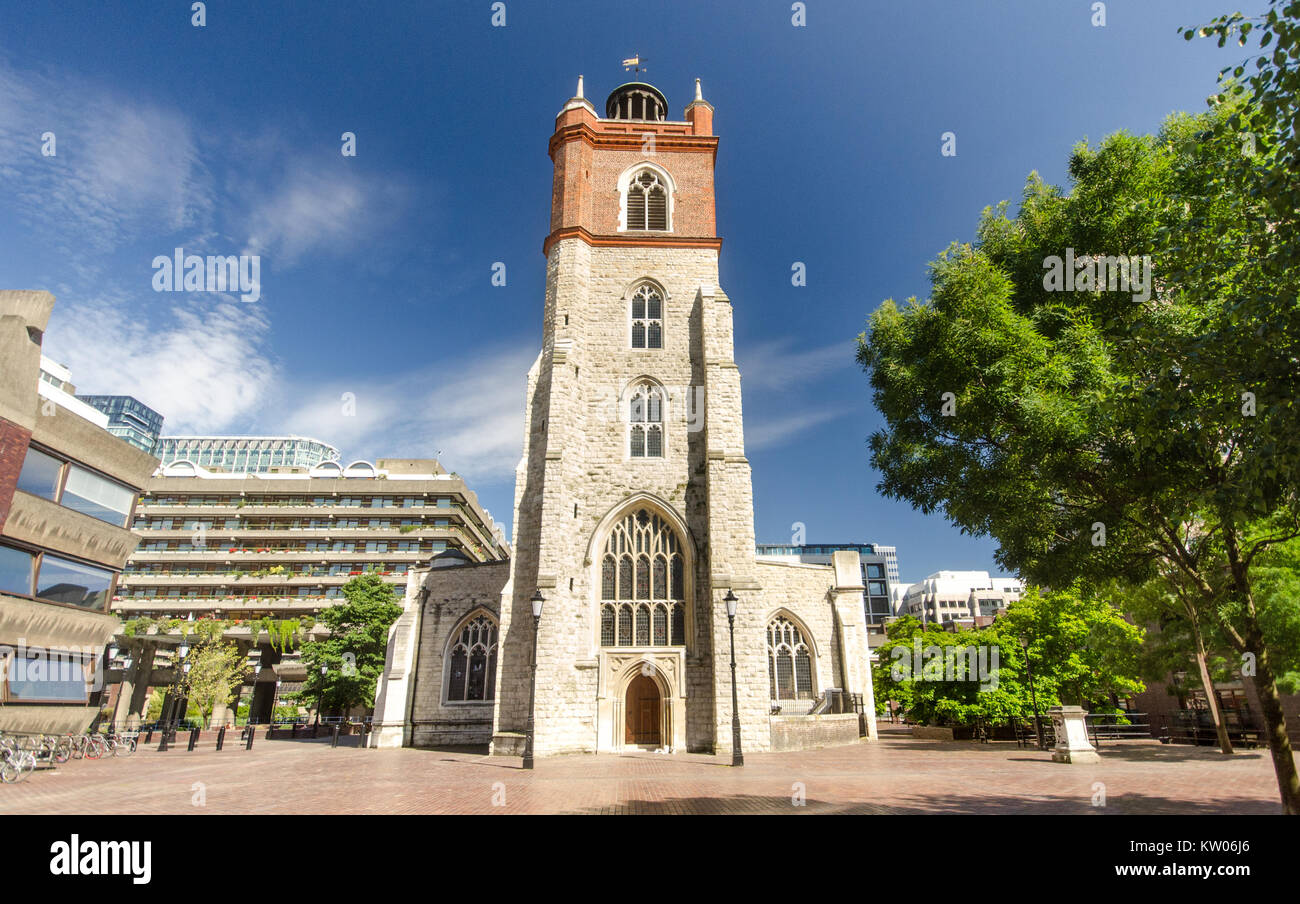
<box><xmin>870</xmin><ymin>544</ymin><xmax>900</xmax><ymax>585</ymax></box>
<box><xmin>155</xmin><ymin>435</ymin><xmax>340</xmax><ymax>473</ymax></box>
<box><xmin>1</xmin><ymin>292</ymin><xmax>158</xmax><ymax>734</ymax></box>
<box><xmin>76</xmin><ymin>395</ymin><xmax>164</xmax><ymax>455</ymax></box>
<box><xmin>755</xmin><ymin>543</ymin><xmax>895</xmax><ymax>630</ymax></box>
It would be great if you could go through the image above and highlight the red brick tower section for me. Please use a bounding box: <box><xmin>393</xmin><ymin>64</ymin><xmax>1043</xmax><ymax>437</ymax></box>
<box><xmin>544</xmin><ymin>77</ymin><xmax>719</xmax><ymax>256</ymax></box>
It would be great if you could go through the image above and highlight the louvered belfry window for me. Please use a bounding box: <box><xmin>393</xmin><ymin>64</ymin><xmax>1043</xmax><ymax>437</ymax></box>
<box><xmin>627</xmin><ymin>170</ymin><xmax>667</xmax><ymax>231</ymax></box>
<box><xmin>630</xmin><ymin>284</ymin><xmax>663</xmax><ymax>349</ymax></box>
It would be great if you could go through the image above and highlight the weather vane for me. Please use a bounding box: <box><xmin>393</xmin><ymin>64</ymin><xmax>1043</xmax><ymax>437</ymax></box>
<box><xmin>622</xmin><ymin>54</ymin><xmax>648</xmax><ymax>74</ymax></box>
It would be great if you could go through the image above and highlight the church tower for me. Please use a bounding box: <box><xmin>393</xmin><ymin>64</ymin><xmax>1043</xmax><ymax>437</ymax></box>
<box><xmin>491</xmin><ymin>76</ymin><xmax>774</xmax><ymax>755</ymax></box>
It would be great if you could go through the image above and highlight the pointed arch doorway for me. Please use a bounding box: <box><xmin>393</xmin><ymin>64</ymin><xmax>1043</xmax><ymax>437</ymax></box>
<box><xmin>625</xmin><ymin>673</ymin><xmax>662</xmax><ymax>746</ymax></box>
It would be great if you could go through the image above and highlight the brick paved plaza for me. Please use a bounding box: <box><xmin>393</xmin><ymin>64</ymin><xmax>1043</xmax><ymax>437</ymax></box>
<box><xmin>0</xmin><ymin>728</ymin><xmax>1287</xmax><ymax>815</ymax></box>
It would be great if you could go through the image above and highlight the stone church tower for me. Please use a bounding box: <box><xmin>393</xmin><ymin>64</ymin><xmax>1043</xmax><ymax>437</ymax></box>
<box><xmin>373</xmin><ymin>77</ymin><xmax>876</xmax><ymax>756</ymax></box>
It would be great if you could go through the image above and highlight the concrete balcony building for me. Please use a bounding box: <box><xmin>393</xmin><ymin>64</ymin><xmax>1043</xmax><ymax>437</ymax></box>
<box><xmin>1</xmin><ymin>291</ymin><xmax>159</xmax><ymax>734</ymax></box>
<box><xmin>116</xmin><ymin>458</ymin><xmax>510</xmax><ymax>620</ymax></box>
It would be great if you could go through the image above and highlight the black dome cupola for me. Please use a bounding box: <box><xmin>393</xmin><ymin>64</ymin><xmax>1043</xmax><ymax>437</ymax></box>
<box><xmin>605</xmin><ymin>82</ymin><xmax>667</xmax><ymax>121</ymax></box>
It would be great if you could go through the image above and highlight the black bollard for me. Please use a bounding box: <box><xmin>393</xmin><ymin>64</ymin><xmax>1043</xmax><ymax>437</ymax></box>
<box><xmin>245</xmin><ymin>724</ymin><xmax>255</xmax><ymax>750</ymax></box>
<box><xmin>144</xmin><ymin>728</ymin><xmax>153</xmax><ymax>744</ymax></box>
<box><xmin>158</xmin><ymin>727</ymin><xmax>169</xmax><ymax>752</ymax></box>
<box><xmin>216</xmin><ymin>727</ymin><xmax>226</xmax><ymax>751</ymax></box>
<box><xmin>187</xmin><ymin>727</ymin><xmax>199</xmax><ymax>751</ymax></box>
<box><xmin>331</xmin><ymin>724</ymin><xmax>340</xmax><ymax>748</ymax></box>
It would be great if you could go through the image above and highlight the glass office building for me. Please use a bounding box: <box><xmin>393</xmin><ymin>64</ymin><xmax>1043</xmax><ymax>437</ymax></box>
<box><xmin>77</xmin><ymin>395</ymin><xmax>165</xmax><ymax>455</ymax></box>
<box><xmin>155</xmin><ymin>436</ymin><xmax>341</xmax><ymax>473</ymax></box>
<box><xmin>755</xmin><ymin>542</ymin><xmax>897</xmax><ymax>627</ymax></box>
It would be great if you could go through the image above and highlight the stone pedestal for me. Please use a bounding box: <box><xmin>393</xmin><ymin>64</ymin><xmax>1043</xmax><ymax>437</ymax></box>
<box><xmin>1049</xmin><ymin>705</ymin><xmax>1100</xmax><ymax>764</ymax></box>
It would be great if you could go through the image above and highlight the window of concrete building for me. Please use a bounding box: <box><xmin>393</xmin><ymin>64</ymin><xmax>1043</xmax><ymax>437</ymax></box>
<box><xmin>21</xmin><ymin>449</ymin><xmax>135</xmax><ymax>528</ymax></box>
<box><xmin>35</xmin><ymin>554</ymin><xmax>114</xmax><ymax>611</ymax></box>
<box><xmin>0</xmin><ymin>543</ymin><xmax>36</xmax><ymax>597</ymax></box>
<box><xmin>3</xmin><ymin>649</ymin><xmax>91</xmax><ymax>703</ymax></box>
<box><xmin>16</xmin><ymin>446</ymin><xmax>63</xmax><ymax>500</ymax></box>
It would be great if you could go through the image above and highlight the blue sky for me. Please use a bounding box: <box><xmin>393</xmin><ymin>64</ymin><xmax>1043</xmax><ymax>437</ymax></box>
<box><xmin>0</xmin><ymin>0</ymin><xmax>1243</xmax><ymax>583</ymax></box>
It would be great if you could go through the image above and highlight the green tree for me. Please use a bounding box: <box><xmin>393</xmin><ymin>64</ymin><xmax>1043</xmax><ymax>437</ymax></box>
<box><xmin>1190</xmin><ymin>2</ymin><xmax>1300</xmax><ymax>274</ymax></box>
<box><xmin>997</xmin><ymin>586</ymin><xmax>1146</xmax><ymax>711</ymax></box>
<box><xmin>298</xmin><ymin>575</ymin><xmax>402</xmax><ymax>715</ymax></box>
<box><xmin>873</xmin><ymin>588</ymin><xmax>1143</xmax><ymax>728</ymax></box>
<box><xmin>181</xmin><ymin>638</ymin><xmax>246</xmax><ymax>728</ymax></box>
<box><xmin>857</xmin><ymin>103</ymin><xmax>1300</xmax><ymax>812</ymax></box>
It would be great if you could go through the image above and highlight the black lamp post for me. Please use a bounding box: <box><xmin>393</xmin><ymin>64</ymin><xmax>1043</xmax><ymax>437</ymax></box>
<box><xmin>522</xmin><ymin>589</ymin><xmax>544</xmax><ymax>770</ymax></box>
<box><xmin>315</xmin><ymin>664</ymin><xmax>327</xmax><ymax>727</ymax></box>
<box><xmin>1019</xmin><ymin>634</ymin><xmax>1045</xmax><ymax>750</ymax></box>
<box><xmin>724</xmin><ymin>589</ymin><xmax>744</xmax><ymax>767</ymax></box>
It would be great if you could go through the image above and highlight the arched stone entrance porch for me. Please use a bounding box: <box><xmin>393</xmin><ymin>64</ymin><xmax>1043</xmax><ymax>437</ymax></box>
<box><xmin>597</xmin><ymin>653</ymin><xmax>686</xmax><ymax>752</ymax></box>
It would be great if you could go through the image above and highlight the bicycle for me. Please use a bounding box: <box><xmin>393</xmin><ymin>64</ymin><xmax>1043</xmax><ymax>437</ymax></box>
<box><xmin>105</xmin><ymin>730</ymin><xmax>137</xmax><ymax>757</ymax></box>
<box><xmin>0</xmin><ymin>735</ymin><xmax>36</xmax><ymax>783</ymax></box>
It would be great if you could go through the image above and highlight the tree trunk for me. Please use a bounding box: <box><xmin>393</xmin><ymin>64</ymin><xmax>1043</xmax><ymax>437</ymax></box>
<box><xmin>1246</xmin><ymin>626</ymin><xmax>1300</xmax><ymax>815</ymax></box>
<box><xmin>1192</xmin><ymin>633</ymin><xmax>1234</xmax><ymax>755</ymax></box>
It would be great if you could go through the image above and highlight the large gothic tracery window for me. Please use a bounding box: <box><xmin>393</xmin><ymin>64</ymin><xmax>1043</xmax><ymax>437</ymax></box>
<box><xmin>626</xmin><ymin>169</ymin><xmax>668</xmax><ymax>231</ymax></box>
<box><xmin>446</xmin><ymin>613</ymin><xmax>498</xmax><ymax>702</ymax></box>
<box><xmin>599</xmin><ymin>509</ymin><xmax>686</xmax><ymax>648</ymax></box>
<box><xmin>768</xmin><ymin>615</ymin><xmax>814</xmax><ymax>700</ymax></box>
<box><xmin>630</xmin><ymin>284</ymin><xmax>663</xmax><ymax>349</ymax></box>
<box><xmin>629</xmin><ymin>382</ymin><xmax>664</xmax><ymax>458</ymax></box>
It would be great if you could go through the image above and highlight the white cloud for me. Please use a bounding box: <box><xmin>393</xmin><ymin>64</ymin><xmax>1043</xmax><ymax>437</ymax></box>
<box><xmin>737</xmin><ymin>338</ymin><xmax>853</xmax><ymax>450</ymax></box>
<box><xmin>273</xmin><ymin>344</ymin><xmax>536</xmax><ymax>485</ymax></box>
<box><xmin>0</xmin><ymin>61</ymin><xmax>211</xmax><ymax>256</ymax></box>
<box><xmin>738</xmin><ymin>338</ymin><xmax>854</xmax><ymax>392</ymax></box>
<box><xmin>745</xmin><ymin>408</ymin><xmax>842</xmax><ymax>451</ymax></box>
<box><xmin>42</xmin><ymin>297</ymin><xmax>275</xmax><ymax>433</ymax></box>
<box><xmin>241</xmin><ymin>167</ymin><xmax>389</xmax><ymax>264</ymax></box>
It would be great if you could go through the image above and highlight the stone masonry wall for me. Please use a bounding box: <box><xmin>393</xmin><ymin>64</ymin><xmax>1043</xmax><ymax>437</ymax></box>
<box><xmin>410</xmin><ymin>561</ymin><xmax>510</xmax><ymax>747</ymax></box>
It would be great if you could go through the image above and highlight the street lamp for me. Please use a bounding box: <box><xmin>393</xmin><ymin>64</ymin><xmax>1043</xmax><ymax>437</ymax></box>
<box><xmin>271</xmin><ymin>678</ymin><xmax>283</xmax><ymax>728</ymax></box>
<box><xmin>315</xmin><ymin>664</ymin><xmax>327</xmax><ymax>727</ymax></box>
<box><xmin>1019</xmin><ymin>634</ymin><xmax>1045</xmax><ymax>750</ymax></box>
<box><xmin>522</xmin><ymin>589</ymin><xmax>544</xmax><ymax>770</ymax></box>
<box><xmin>724</xmin><ymin>589</ymin><xmax>744</xmax><ymax>767</ymax></box>
<box><xmin>252</xmin><ymin>662</ymin><xmax>263</xmax><ymax>728</ymax></box>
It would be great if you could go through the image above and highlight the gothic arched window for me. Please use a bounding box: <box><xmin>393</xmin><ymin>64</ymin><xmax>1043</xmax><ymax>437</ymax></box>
<box><xmin>629</xmin><ymin>382</ymin><xmax>664</xmax><ymax>458</ymax></box>
<box><xmin>599</xmin><ymin>509</ymin><xmax>687</xmax><ymax>648</ymax></box>
<box><xmin>630</xmin><ymin>284</ymin><xmax>663</xmax><ymax>349</ymax></box>
<box><xmin>626</xmin><ymin>169</ymin><xmax>668</xmax><ymax>231</ymax></box>
<box><xmin>767</xmin><ymin>615</ymin><xmax>814</xmax><ymax>700</ymax></box>
<box><xmin>446</xmin><ymin>613</ymin><xmax>498</xmax><ymax>702</ymax></box>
